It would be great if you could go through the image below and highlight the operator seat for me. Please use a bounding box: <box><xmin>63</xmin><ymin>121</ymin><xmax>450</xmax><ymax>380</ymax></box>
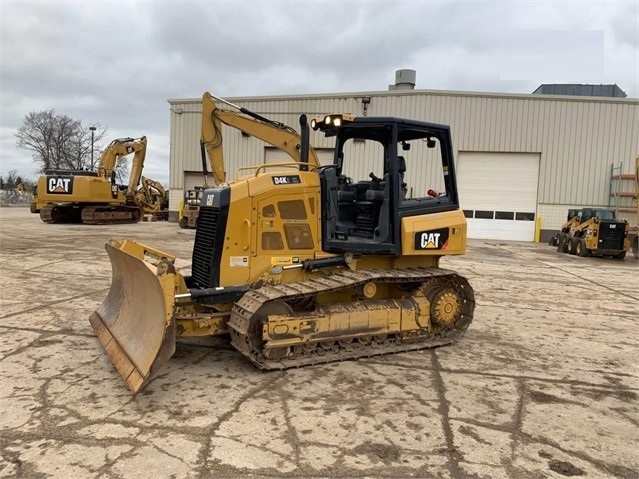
<box><xmin>398</xmin><ymin>156</ymin><xmax>406</xmax><ymax>173</ymax></box>
<box><xmin>398</xmin><ymin>156</ymin><xmax>407</xmax><ymax>198</ymax></box>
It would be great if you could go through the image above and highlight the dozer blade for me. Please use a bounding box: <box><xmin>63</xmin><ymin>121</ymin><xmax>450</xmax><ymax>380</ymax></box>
<box><xmin>89</xmin><ymin>241</ymin><xmax>177</xmax><ymax>393</ymax></box>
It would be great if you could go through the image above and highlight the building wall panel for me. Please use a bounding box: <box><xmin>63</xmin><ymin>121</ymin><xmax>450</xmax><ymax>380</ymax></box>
<box><xmin>168</xmin><ymin>90</ymin><xmax>638</xmax><ymax>219</ymax></box>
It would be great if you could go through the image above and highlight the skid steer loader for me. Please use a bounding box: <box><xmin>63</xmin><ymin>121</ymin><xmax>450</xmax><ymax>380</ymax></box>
<box><xmin>564</xmin><ymin>208</ymin><xmax>630</xmax><ymax>259</ymax></box>
<box><xmin>550</xmin><ymin>208</ymin><xmax>582</xmax><ymax>249</ymax></box>
<box><xmin>90</xmin><ymin>92</ymin><xmax>476</xmax><ymax>392</ymax></box>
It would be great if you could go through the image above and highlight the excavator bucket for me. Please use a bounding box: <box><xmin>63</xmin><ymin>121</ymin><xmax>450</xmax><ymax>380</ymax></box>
<box><xmin>89</xmin><ymin>241</ymin><xmax>177</xmax><ymax>393</ymax></box>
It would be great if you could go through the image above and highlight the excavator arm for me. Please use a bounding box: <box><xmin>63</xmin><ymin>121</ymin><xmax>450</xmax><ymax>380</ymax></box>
<box><xmin>137</xmin><ymin>176</ymin><xmax>167</xmax><ymax>213</ymax></box>
<box><xmin>14</xmin><ymin>183</ymin><xmax>29</xmax><ymax>195</ymax></box>
<box><xmin>96</xmin><ymin>137</ymin><xmax>148</xmax><ymax>196</ymax></box>
<box><xmin>200</xmin><ymin>92</ymin><xmax>320</xmax><ymax>186</ymax></box>
<box><xmin>125</xmin><ymin>138</ymin><xmax>148</xmax><ymax>197</ymax></box>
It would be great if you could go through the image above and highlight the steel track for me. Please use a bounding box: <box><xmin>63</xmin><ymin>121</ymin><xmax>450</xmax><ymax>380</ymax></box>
<box><xmin>228</xmin><ymin>267</ymin><xmax>475</xmax><ymax>369</ymax></box>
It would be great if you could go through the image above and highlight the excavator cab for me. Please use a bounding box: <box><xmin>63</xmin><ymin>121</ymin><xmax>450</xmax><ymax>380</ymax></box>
<box><xmin>314</xmin><ymin>115</ymin><xmax>459</xmax><ymax>255</ymax></box>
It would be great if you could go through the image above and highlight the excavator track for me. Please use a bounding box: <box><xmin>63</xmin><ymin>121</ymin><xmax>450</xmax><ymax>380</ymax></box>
<box><xmin>81</xmin><ymin>205</ymin><xmax>142</xmax><ymax>225</ymax></box>
<box><xmin>228</xmin><ymin>267</ymin><xmax>474</xmax><ymax>369</ymax></box>
<box><xmin>40</xmin><ymin>204</ymin><xmax>82</xmax><ymax>224</ymax></box>
<box><xmin>40</xmin><ymin>204</ymin><xmax>142</xmax><ymax>224</ymax></box>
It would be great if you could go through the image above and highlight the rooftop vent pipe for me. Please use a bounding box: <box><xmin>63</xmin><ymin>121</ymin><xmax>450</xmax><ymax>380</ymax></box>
<box><xmin>389</xmin><ymin>69</ymin><xmax>416</xmax><ymax>91</ymax></box>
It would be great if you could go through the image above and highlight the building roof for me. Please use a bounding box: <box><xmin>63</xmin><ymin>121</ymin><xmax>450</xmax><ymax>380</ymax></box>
<box><xmin>532</xmin><ymin>84</ymin><xmax>627</xmax><ymax>98</ymax></box>
<box><xmin>169</xmin><ymin>85</ymin><xmax>637</xmax><ymax>106</ymax></box>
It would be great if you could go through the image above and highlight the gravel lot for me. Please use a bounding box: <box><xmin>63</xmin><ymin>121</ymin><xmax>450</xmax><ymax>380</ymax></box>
<box><xmin>1</xmin><ymin>206</ymin><xmax>637</xmax><ymax>479</ymax></box>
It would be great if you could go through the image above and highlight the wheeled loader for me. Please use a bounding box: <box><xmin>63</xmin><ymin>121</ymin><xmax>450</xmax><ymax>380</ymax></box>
<box><xmin>90</xmin><ymin>92</ymin><xmax>476</xmax><ymax>392</ymax></box>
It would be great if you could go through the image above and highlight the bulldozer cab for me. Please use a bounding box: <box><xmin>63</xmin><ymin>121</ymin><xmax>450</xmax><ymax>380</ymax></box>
<box><xmin>316</xmin><ymin>116</ymin><xmax>460</xmax><ymax>255</ymax></box>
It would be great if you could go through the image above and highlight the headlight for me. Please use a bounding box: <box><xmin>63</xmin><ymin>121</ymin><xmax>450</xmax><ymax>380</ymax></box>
<box><xmin>310</xmin><ymin>113</ymin><xmax>354</xmax><ymax>132</ymax></box>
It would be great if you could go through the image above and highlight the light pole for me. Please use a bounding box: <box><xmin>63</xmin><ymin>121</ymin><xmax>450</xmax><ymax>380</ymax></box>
<box><xmin>89</xmin><ymin>126</ymin><xmax>96</xmax><ymax>167</ymax></box>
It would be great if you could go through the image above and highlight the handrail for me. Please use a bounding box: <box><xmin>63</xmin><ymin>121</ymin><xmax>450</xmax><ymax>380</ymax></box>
<box><xmin>235</xmin><ymin>162</ymin><xmax>318</xmax><ymax>178</ymax></box>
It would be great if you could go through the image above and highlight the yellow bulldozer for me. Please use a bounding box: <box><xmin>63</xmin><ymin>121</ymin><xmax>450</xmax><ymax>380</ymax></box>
<box><xmin>33</xmin><ymin>136</ymin><xmax>161</xmax><ymax>224</ymax></box>
<box><xmin>90</xmin><ymin>92</ymin><xmax>476</xmax><ymax>392</ymax></box>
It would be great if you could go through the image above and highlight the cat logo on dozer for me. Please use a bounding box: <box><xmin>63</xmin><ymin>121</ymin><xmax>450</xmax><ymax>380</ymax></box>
<box><xmin>414</xmin><ymin>228</ymin><xmax>449</xmax><ymax>250</ymax></box>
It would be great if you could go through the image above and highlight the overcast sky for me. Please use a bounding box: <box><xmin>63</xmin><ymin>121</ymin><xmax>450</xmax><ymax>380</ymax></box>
<box><xmin>1</xmin><ymin>1</ymin><xmax>638</xmax><ymax>185</ymax></box>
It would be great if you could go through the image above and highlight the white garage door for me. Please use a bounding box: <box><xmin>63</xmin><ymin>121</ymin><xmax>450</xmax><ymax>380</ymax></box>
<box><xmin>457</xmin><ymin>152</ymin><xmax>540</xmax><ymax>241</ymax></box>
<box><xmin>265</xmin><ymin>147</ymin><xmax>334</xmax><ymax>167</ymax></box>
<box><xmin>184</xmin><ymin>171</ymin><xmax>209</xmax><ymax>191</ymax></box>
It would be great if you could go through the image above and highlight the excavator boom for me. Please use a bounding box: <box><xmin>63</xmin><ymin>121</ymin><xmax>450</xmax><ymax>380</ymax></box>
<box><xmin>180</xmin><ymin>92</ymin><xmax>322</xmax><ymax>229</ymax></box>
<box><xmin>200</xmin><ymin>92</ymin><xmax>320</xmax><ymax>186</ymax></box>
<box><xmin>97</xmin><ymin>137</ymin><xmax>147</xmax><ymax>180</ymax></box>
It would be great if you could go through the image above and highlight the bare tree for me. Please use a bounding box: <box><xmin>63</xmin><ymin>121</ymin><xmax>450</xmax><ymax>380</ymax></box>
<box><xmin>0</xmin><ymin>173</ymin><xmax>37</xmax><ymax>192</ymax></box>
<box><xmin>114</xmin><ymin>156</ymin><xmax>129</xmax><ymax>184</ymax></box>
<box><xmin>15</xmin><ymin>110</ymin><xmax>108</xmax><ymax>173</ymax></box>
<box><xmin>3</xmin><ymin>170</ymin><xmax>22</xmax><ymax>189</ymax></box>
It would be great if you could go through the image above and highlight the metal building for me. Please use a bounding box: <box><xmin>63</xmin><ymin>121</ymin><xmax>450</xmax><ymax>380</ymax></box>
<box><xmin>167</xmin><ymin>71</ymin><xmax>639</xmax><ymax>242</ymax></box>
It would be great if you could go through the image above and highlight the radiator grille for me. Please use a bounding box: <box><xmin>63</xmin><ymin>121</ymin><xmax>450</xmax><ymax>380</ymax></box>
<box><xmin>191</xmin><ymin>206</ymin><xmax>220</xmax><ymax>288</ymax></box>
<box><xmin>598</xmin><ymin>222</ymin><xmax>625</xmax><ymax>250</ymax></box>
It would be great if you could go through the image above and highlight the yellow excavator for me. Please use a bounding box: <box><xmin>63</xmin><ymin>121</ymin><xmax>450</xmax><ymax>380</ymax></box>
<box><xmin>138</xmin><ymin>176</ymin><xmax>169</xmax><ymax>220</ymax></box>
<box><xmin>7</xmin><ymin>183</ymin><xmax>30</xmax><ymax>206</ymax></box>
<box><xmin>34</xmin><ymin>136</ymin><xmax>149</xmax><ymax>224</ymax></box>
<box><xmin>90</xmin><ymin>92</ymin><xmax>475</xmax><ymax>392</ymax></box>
